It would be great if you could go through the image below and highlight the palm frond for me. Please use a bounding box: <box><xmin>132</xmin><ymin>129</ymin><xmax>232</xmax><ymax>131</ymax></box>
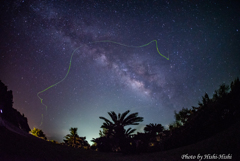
<box><xmin>99</xmin><ymin>116</ymin><xmax>113</xmax><ymax>125</ymax></box>
<box><xmin>118</xmin><ymin>113</ymin><xmax>121</xmax><ymax>120</ymax></box>
<box><xmin>119</xmin><ymin>110</ymin><xmax>130</xmax><ymax>123</ymax></box>
<box><xmin>108</xmin><ymin>111</ymin><xmax>118</xmax><ymax>123</ymax></box>
<box><xmin>126</xmin><ymin>127</ymin><xmax>136</xmax><ymax>135</ymax></box>
<box><xmin>101</xmin><ymin>122</ymin><xmax>114</xmax><ymax>129</ymax></box>
<box><xmin>123</xmin><ymin>113</ymin><xmax>143</xmax><ymax>125</ymax></box>
<box><xmin>122</xmin><ymin>112</ymin><xmax>137</xmax><ymax>125</ymax></box>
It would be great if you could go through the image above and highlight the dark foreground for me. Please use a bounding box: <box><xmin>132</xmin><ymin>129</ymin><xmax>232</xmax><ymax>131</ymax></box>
<box><xmin>0</xmin><ymin>121</ymin><xmax>240</xmax><ymax>161</ymax></box>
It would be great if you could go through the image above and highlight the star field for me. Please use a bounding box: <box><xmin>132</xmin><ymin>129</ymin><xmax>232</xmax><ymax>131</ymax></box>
<box><xmin>0</xmin><ymin>0</ymin><xmax>239</xmax><ymax>144</ymax></box>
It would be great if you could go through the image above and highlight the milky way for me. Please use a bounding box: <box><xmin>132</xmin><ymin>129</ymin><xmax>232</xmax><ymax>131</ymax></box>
<box><xmin>0</xmin><ymin>0</ymin><xmax>239</xmax><ymax>144</ymax></box>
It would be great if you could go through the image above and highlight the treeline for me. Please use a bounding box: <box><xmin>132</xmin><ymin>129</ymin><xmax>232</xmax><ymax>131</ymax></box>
<box><xmin>90</xmin><ymin>77</ymin><xmax>240</xmax><ymax>153</ymax></box>
<box><xmin>164</xmin><ymin>77</ymin><xmax>240</xmax><ymax>150</ymax></box>
<box><xmin>1</xmin><ymin>78</ymin><xmax>239</xmax><ymax>154</ymax></box>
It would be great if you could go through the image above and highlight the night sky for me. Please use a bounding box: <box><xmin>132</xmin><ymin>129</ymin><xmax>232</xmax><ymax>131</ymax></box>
<box><xmin>0</xmin><ymin>0</ymin><xmax>239</xmax><ymax>144</ymax></box>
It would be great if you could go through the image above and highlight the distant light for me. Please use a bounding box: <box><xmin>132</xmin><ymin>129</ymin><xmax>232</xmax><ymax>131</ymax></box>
<box><xmin>0</xmin><ymin>109</ymin><xmax>2</xmax><ymax>113</ymax></box>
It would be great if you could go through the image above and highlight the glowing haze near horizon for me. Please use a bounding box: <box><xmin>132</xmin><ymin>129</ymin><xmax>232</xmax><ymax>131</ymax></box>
<box><xmin>0</xmin><ymin>0</ymin><xmax>239</xmax><ymax>144</ymax></box>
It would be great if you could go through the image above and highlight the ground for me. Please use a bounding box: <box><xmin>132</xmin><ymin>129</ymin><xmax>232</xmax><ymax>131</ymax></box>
<box><xmin>0</xmin><ymin>119</ymin><xmax>239</xmax><ymax>161</ymax></box>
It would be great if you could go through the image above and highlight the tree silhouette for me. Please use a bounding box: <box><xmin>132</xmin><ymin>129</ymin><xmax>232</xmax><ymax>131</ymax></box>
<box><xmin>230</xmin><ymin>77</ymin><xmax>240</xmax><ymax>93</ymax></box>
<box><xmin>202</xmin><ymin>92</ymin><xmax>210</xmax><ymax>106</ymax></box>
<box><xmin>213</xmin><ymin>90</ymin><xmax>219</xmax><ymax>102</ymax></box>
<box><xmin>30</xmin><ymin>127</ymin><xmax>47</xmax><ymax>140</ymax></box>
<box><xmin>99</xmin><ymin>128</ymin><xmax>109</xmax><ymax>137</ymax></box>
<box><xmin>99</xmin><ymin>110</ymin><xmax>143</xmax><ymax>152</ymax></box>
<box><xmin>64</xmin><ymin>127</ymin><xmax>79</xmax><ymax>147</ymax></box>
<box><xmin>124</xmin><ymin>127</ymin><xmax>136</xmax><ymax>137</ymax></box>
<box><xmin>174</xmin><ymin>107</ymin><xmax>191</xmax><ymax>126</ymax></box>
<box><xmin>91</xmin><ymin>137</ymin><xmax>112</xmax><ymax>152</ymax></box>
<box><xmin>144</xmin><ymin>123</ymin><xmax>164</xmax><ymax>135</ymax></box>
<box><xmin>63</xmin><ymin>127</ymin><xmax>89</xmax><ymax>148</ymax></box>
<box><xmin>143</xmin><ymin>123</ymin><xmax>164</xmax><ymax>150</ymax></box>
<box><xmin>164</xmin><ymin>77</ymin><xmax>240</xmax><ymax>151</ymax></box>
<box><xmin>99</xmin><ymin>110</ymin><xmax>143</xmax><ymax>137</ymax></box>
<box><xmin>218</xmin><ymin>83</ymin><xmax>230</xmax><ymax>98</ymax></box>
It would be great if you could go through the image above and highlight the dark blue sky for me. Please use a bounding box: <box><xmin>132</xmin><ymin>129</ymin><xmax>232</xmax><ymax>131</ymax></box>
<box><xmin>0</xmin><ymin>0</ymin><xmax>239</xmax><ymax>144</ymax></box>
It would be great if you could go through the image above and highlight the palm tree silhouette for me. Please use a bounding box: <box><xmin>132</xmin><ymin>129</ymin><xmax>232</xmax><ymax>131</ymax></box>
<box><xmin>144</xmin><ymin>123</ymin><xmax>164</xmax><ymax>135</ymax></box>
<box><xmin>64</xmin><ymin>127</ymin><xmax>80</xmax><ymax>148</ymax></box>
<box><xmin>124</xmin><ymin>127</ymin><xmax>136</xmax><ymax>137</ymax></box>
<box><xmin>100</xmin><ymin>110</ymin><xmax>143</xmax><ymax>137</ymax></box>
<box><xmin>99</xmin><ymin>110</ymin><xmax>143</xmax><ymax>152</ymax></box>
